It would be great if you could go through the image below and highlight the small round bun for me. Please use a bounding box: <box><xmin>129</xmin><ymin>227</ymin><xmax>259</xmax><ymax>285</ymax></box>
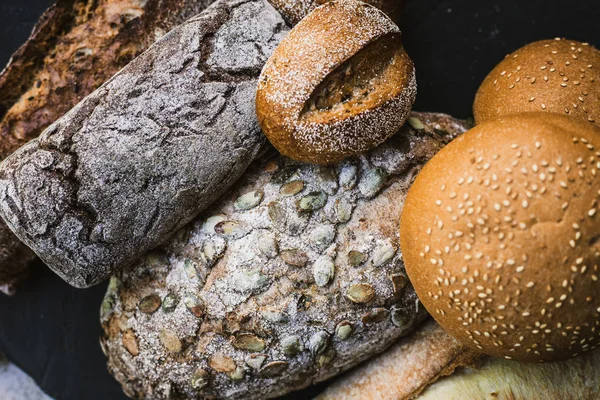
<box><xmin>474</xmin><ymin>38</ymin><xmax>600</xmax><ymax>126</ymax></box>
<box><xmin>401</xmin><ymin>112</ymin><xmax>600</xmax><ymax>362</ymax></box>
<box><xmin>256</xmin><ymin>0</ymin><xmax>416</xmax><ymax>165</ymax></box>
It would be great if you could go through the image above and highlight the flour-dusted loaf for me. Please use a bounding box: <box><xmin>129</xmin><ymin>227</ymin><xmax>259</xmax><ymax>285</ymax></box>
<box><xmin>100</xmin><ymin>113</ymin><xmax>469</xmax><ymax>399</ymax></box>
<box><xmin>268</xmin><ymin>0</ymin><xmax>402</xmax><ymax>25</ymax></box>
<box><xmin>0</xmin><ymin>0</ymin><xmax>288</xmax><ymax>289</ymax></box>
<box><xmin>0</xmin><ymin>0</ymin><xmax>218</xmax><ymax>293</ymax></box>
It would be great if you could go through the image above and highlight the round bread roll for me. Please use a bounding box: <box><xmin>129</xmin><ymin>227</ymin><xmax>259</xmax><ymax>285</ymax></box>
<box><xmin>474</xmin><ymin>38</ymin><xmax>600</xmax><ymax>126</ymax></box>
<box><xmin>400</xmin><ymin>112</ymin><xmax>600</xmax><ymax>362</ymax></box>
<box><xmin>256</xmin><ymin>0</ymin><xmax>416</xmax><ymax>165</ymax></box>
<box><xmin>268</xmin><ymin>0</ymin><xmax>403</xmax><ymax>25</ymax></box>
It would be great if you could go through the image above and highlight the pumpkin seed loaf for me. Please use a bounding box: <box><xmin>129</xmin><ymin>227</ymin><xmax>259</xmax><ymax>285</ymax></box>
<box><xmin>100</xmin><ymin>112</ymin><xmax>469</xmax><ymax>399</ymax></box>
<box><xmin>0</xmin><ymin>0</ymin><xmax>288</xmax><ymax>289</ymax></box>
<box><xmin>0</xmin><ymin>0</ymin><xmax>218</xmax><ymax>293</ymax></box>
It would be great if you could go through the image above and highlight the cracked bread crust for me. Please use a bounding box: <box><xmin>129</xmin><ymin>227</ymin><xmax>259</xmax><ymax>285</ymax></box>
<box><xmin>100</xmin><ymin>112</ymin><xmax>468</xmax><ymax>399</ymax></box>
<box><xmin>0</xmin><ymin>0</ymin><xmax>288</xmax><ymax>288</ymax></box>
<box><xmin>0</xmin><ymin>0</ymin><xmax>218</xmax><ymax>292</ymax></box>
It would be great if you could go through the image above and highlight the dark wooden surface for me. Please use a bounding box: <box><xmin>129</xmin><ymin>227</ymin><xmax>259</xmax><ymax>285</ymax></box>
<box><xmin>0</xmin><ymin>0</ymin><xmax>599</xmax><ymax>399</ymax></box>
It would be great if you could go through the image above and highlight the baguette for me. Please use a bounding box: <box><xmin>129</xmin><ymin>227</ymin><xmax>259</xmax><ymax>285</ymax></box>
<box><xmin>100</xmin><ymin>112</ymin><xmax>468</xmax><ymax>399</ymax></box>
<box><xmin>0</xmin><ymin>0</ymin><xmax>217</xmax><ymax>292</ymax></box>
<box><xmin>0</xmin><ymin>0</ymin><xmax>288</xmax><ymax>288</ymax></box>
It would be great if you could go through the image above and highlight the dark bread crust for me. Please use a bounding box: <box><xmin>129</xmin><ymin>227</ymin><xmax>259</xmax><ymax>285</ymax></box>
<box><xmin>0</xmin><ymin>0</ymin><xmax>216</xmax><ymax>292</ymax></box>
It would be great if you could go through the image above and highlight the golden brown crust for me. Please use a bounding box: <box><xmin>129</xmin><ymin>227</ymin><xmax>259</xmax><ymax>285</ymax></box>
<box><xmin>256</xmin><ymin>0</ymin><xmax>416</xmax><ymax>165</ymax></box>
<box><xmin>474</xmin><ymin>38</ymin><xmax>600</xmax><ymax>126</ymax></box>
<box><xmin>401</xmin><ymin>112</ymin><xmax>600</xmax><ymax>362</ymax></box>
<box><xmin>316</xmin><ymin>320</ymin><xmax>481</xmax><ymax>400</ymax></box>
<box><xmin>267</xmin><ymin>0</ymin><xmax>403</xmax><ymax>25</ymax></box>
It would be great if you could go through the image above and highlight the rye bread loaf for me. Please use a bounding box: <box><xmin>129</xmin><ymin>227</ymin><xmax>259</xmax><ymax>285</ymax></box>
<box><xmin>0</xmin><ymin>0</ymin><xmax>288</xmax><ymax>289</ymax></box>
<box><xmin>100</xmin><ymin>112</ymin><xmax>469</xmax><ymax>399</ymax></box>
<box><xmin>0</xmin><ymin>0</ymin><xmax>217</xmax><ymax>293</ymax></box>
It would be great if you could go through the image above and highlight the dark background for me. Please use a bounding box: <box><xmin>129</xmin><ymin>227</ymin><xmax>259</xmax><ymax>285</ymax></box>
<box><xmin>1</xmin><ymin>0</ymin><xmax>599</xmax><ymax>399</ymax></box>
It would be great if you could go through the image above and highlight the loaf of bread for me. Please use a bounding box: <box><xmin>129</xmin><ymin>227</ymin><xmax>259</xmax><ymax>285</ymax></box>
<box><xmin>0</xmin><ymin>0</ymin><xmax>288</xmax><ymax>288</ymax></box>
<box><xmin>316</xmin><ymin>320</ymin><xmax>481</xmax><ymax>400</ymax></box>
<box><xmin>100</xmin><ymin>112</ymin><xmax>468</xmax><ymax>399</ymax></box>
<box><xmin>0</xmin><ymin>0</ymin><xmax>217</xmax><ymax>292</ymax></box>
<box><xmin>257</xmin><ymin>0</ymin><xmax>416</xmax><ymax>164</ymax></box>
<box><xmin>268</xmin><ymin>0</ymin><xmax>402</xmax><ymax>25</ymax></box>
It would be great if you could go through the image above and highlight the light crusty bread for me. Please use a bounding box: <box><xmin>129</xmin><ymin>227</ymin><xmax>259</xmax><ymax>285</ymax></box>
<box><xmin>401</xmin><ymin>112</ymin><xmax>600</xmax><ymax>362</ymax></box>
<box><xmin>100</xmin><ymin>112</ymin><xmax>468</xmax><ymax>399</ymax></box>
<box><xmin>257</xmin><ymin>0</ymin><xmax>416</xmax><ymax>164</ymax></box>
<box><xmin>0</xmin><ymin>0</ymin><xmax>288</xmax><ymax>289</ymax></box>
<box><xmin>316</xmin><ymin>320</ymin><xmax>481</xmax><ymax>400</ymax></box>
<box><xmin>0</xmin><ymin>0</ymin><xmax>217</xmax><ymax>293</ymax></box>
<box><xmin>474</xmin><ymin>38</ymin><xmax>600</xmax><ymax>126</ymax></box>
<box><xmin>267</xmin><ymin>0</ymin><xmax>402</xmax><ymax>25</ymax></box>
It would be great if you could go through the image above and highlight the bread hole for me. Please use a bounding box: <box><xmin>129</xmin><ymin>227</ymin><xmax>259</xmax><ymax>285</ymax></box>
<box><xmin>300</xmin><ymin>33</ymin><xmax>409</xmax><ymax>121</ymax></box>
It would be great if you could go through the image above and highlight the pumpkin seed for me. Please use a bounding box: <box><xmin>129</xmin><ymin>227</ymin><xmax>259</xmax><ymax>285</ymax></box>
<box><xmin>280</xmin><ymin>249</ymin><xmax>308</xmax><ymax>267</ymax></box>
<box><xmin>162</xmin><ymin>292</ymin><xmax>179</xmax><ymax>313</ymax></box>
<box><xmin>390</xmin><ymin>273</ymin><xmax>408</xmax><ymax>294</ymax></box>
<box><xmin>372</xmin><ymin>242</ymin><xmax>396</xmax><ymax>267</ymax></box>
<box><xmin>190</xmin><ymin>368</ymin><xmax>209</xmax><ymax>390</ymax></box>
<box><xmin>391</xmin><ymin>305</ymin><xmax>411</xmax><ymax>328</ymax></box>
<box><xmin>280</xmin><ymin>180</ymin><xmax>305</xmax><ymax>197</ymax></box>
<box><xmin>229</xmin><ymin>366</ymin><xmax>245</xmax><ymax>382</ymax></box>
<box><xmin>347</xmin><ymin>250</ymin><xmax>366</xmax><ymax>266</ymax></box>
<box><xmin>335</xmin><ymin>321</ymin><xmax>353</xmax><ymax>340</ymax></box>
<box><xmin>203</xmin><ymin>238</ymin><xmax>226</xmax><ymax>265</ymax></box>
<box><xmin>346</xmin><ymin>283</ymin><xmax>376</xmax><ymax>304</ymax></box>
<box><xmin>268</xmin><ymin>202</ymin><xmax>287</xmax><ymax>232</ymax></box>
<box><xmin>100</xmin><ymin>295</ymin><xmax>115</xmax><ymax>320</ymax></box>
<box><xmin>335</xmin><ymin>198</ymin><xmax>353</xmax><ymax>223</ymax></box>
<box><xmin>234</xmin><ymin>190</ymin><xmax>263</xmax><ymax>211</ymax></box>
<box><xmin>298</xmin><ymin>192</ymin><xmax>327</xmax><ymax>211</ymax></box>
<box><xmin>209</xmin><ymin>353</ymin><xmax>236</xmax><ymax>373</ymax></box>
<box><xmin>309</xmin><ymin>331</ymin><xmax>330</xmax><ymax>356</ymax></box>
<box><xmin>339</xmin><ymin>162</ymin><xmax>358</xmax><ymax>190</ymax></box>
<box><xmin>107</xmin><ymin>276</ymin><xmax>119</xmax><ymax>292</ymax></box>
<box><xmin>259</xmin><ymin>361</ymin><xmax>289</xmax><ymax>378</ymax></box>
<box><xmin>271</xmin><ymin>167</ymin><xmax>297</xmax><ymax>184</ymax></box>
<box><xmin>287</xmin><ymin>210</ymin><xmax>310</xmax><ymax>235</ymax></box>
<box><xmin>184</xmin><ymin>258</ymin><xmax>199</xmax><ymax>279</ymax></box>
<box><xmin>231</xmin><ymin>270</ymin><xmax>270</xmax><ymax>294</ymax></box>
<box><xmin>407</xmin><ymin>116</ymin><xmax>425</xmax><ymax>130</ymax></box>
<box><xmin>318</xmin><ymin>348</ymin><xmax>336</xmax><ymax>367</ymax></box>
<box><xmin>202</xmin><ymin>215</ymin><xmax>226</xmax><ymax>233</ymax></box>
<box><xmin>358</xmin><ymin>168</ymin><xmax>387</xmax><ymax>198</ymax></box>
<box><xmin>258</xmin><ymin>234</ymin><xmax>279</xmax><ymax>258</ymax></box>
<box><xmin>281</xmin><ymin>335</ymin><xmax>303</xmax><ymax>356</ymax></box>
<box><xmin>245</xmin><ymin>354</ymin><xmax>268</xmax><ymax>370</ymax></box>
<box><xmin>309</xmin><ymin>225</ymin><xmax>335</xmax><ymax>252</ymax></box>
<box><xmin>214</xmin><ymin>220</ymin><xmax>251</xmax><ymax>239</ymax></box>
<box><xmin>313</xmin><ymin>257</ymin><xmax>335</xmax><ymax>287</ymax></box>
<box><xmin>362</xmin><ymin>308</ymin><xmax>389</xmax><ymax>324</ymax></box>
<box><xmin>122</xmin><ymin>330</ymin><xmax>139</xmax><ymax>356</ymax></box>
<box><xmin>139</xmin><ymin>294</ymin><xmax>161</xmax><ymax>314</ymax></box>
<box><xmin>146</xmin><ymin>251</ymin><xmax>169</xmax><ymax>268</ymax></box>
<box><xmin>316</xmin><ymin>166</ymin><xmax>338</xmax><ymax>195</ymax></box>
<box><xmin>261</xmin><ymin>310</ymin><xmax>289</xmax><ymax>324</ymax></box>
<box><xmin>183</xmin><ymin>294</ymin><xmax>204</xmax><ymax>318</ymax></box>
<box><xmin>159</xmin><ymin>329</ymin><xmax>182</xmax><ymax>353</ymax></box>
<box><xmin>233</xmin><ymin>333</ymin><xmax>265</xmax><ymax>352</ymax></box>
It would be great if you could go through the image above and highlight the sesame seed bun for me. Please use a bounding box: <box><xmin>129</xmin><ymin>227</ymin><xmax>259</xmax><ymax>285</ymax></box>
<box><xmin>474</xmin><ymin>38</ymin><xmax>600</xmax><ymax>126</ymax></box>
<box><xmin>400</xmin><ymin>112</ymin><xmax>600</xmax><ymax>362</ymax></box>
<box><xmin>256</xmin><ymin>0</ymin><xmax>416</xmax><ymax>165</ymax></box>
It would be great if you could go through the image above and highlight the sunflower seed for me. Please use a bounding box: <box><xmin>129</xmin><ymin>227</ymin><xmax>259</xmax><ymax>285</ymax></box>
<box><xmin>162</xmin><ymin>292</ymin><xmax>179</xmax><ymax>313</ymax></box>
<box><xmin>280</xmin><ymin>249</ymin><xmax>308</xmax><ymax>267</ymax></box>
<box><xmin>313</xmin><ymin>257</ymin><xmax>335</xmax><ymax>287</ymax></box>
<box><xmin>233</xmin><ymin>333</ymin><xmax>266</xmax><ymax>352</ymax></box>
<box><xmin>347</xmin><ymin>250</ymin><xmax>366</xmax><ymax>266</ymax></box>
<box><xmin>281</xmin><ymin>335</ymin><xmax>303</xmax><ymax>356</ymax></box>
<box><xmin>209</xmin><ymin>353</ymin><xmax>236</xmax><ymax>373</ymax></box>
<box><xmin>298</xmin><ymin>192</ymin><xmax>327</xmax><ymax>211</ymax></box>
<box><xmin>309</xmin><ymin>331</ymin><xmax>330</xmax><ymax>356</ymax></box>
<box><xmin>190</xmin><ymin>368</ymin><xmax>209</xmax><ymax>390</ymax></box>
<box><xmin>234</xmin><ymin>190</ymin><xmax>263</xmax><ymax>211</ymax></box>
<box><xmin>280</xmin><ymin>180</ymin><xmax>305</xmax><ymax>197</ymax></box>
<box><xmin>346</xmin><ymin>283</ymin><xmax>376</xmax><ymax>304</ymax></box>
<box><xmin>138</xmin><ymin>294</ymin><xmax>161</xmax><ymax>314</ymax></box>
<box><xmin>259</xmin><ymin>361</ymin><xmax>289</xmax><ymax>378</ymax></box>
<box><xmin>159</xmin><ymin>330</ymin><xmax>182</xmax><ymax>353</ymax></box>
<box><xmin>335</xmin><ymin>321</ymin><xmax>353</xmax><ymax>340</ymax></box>
<box><xmin>358</xmin><ymin>168</ymin><xmax>387</xmax><ymax>198</ymax></box>
<box><xmin>214</xmin><ymin>220</ymin><xmax>251</xmax><ymax>239</ymax></box>
<box><xmin>372</xmin><ymin>242</ymin><xmax>396</xmax><ymax>267</ymax></box>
